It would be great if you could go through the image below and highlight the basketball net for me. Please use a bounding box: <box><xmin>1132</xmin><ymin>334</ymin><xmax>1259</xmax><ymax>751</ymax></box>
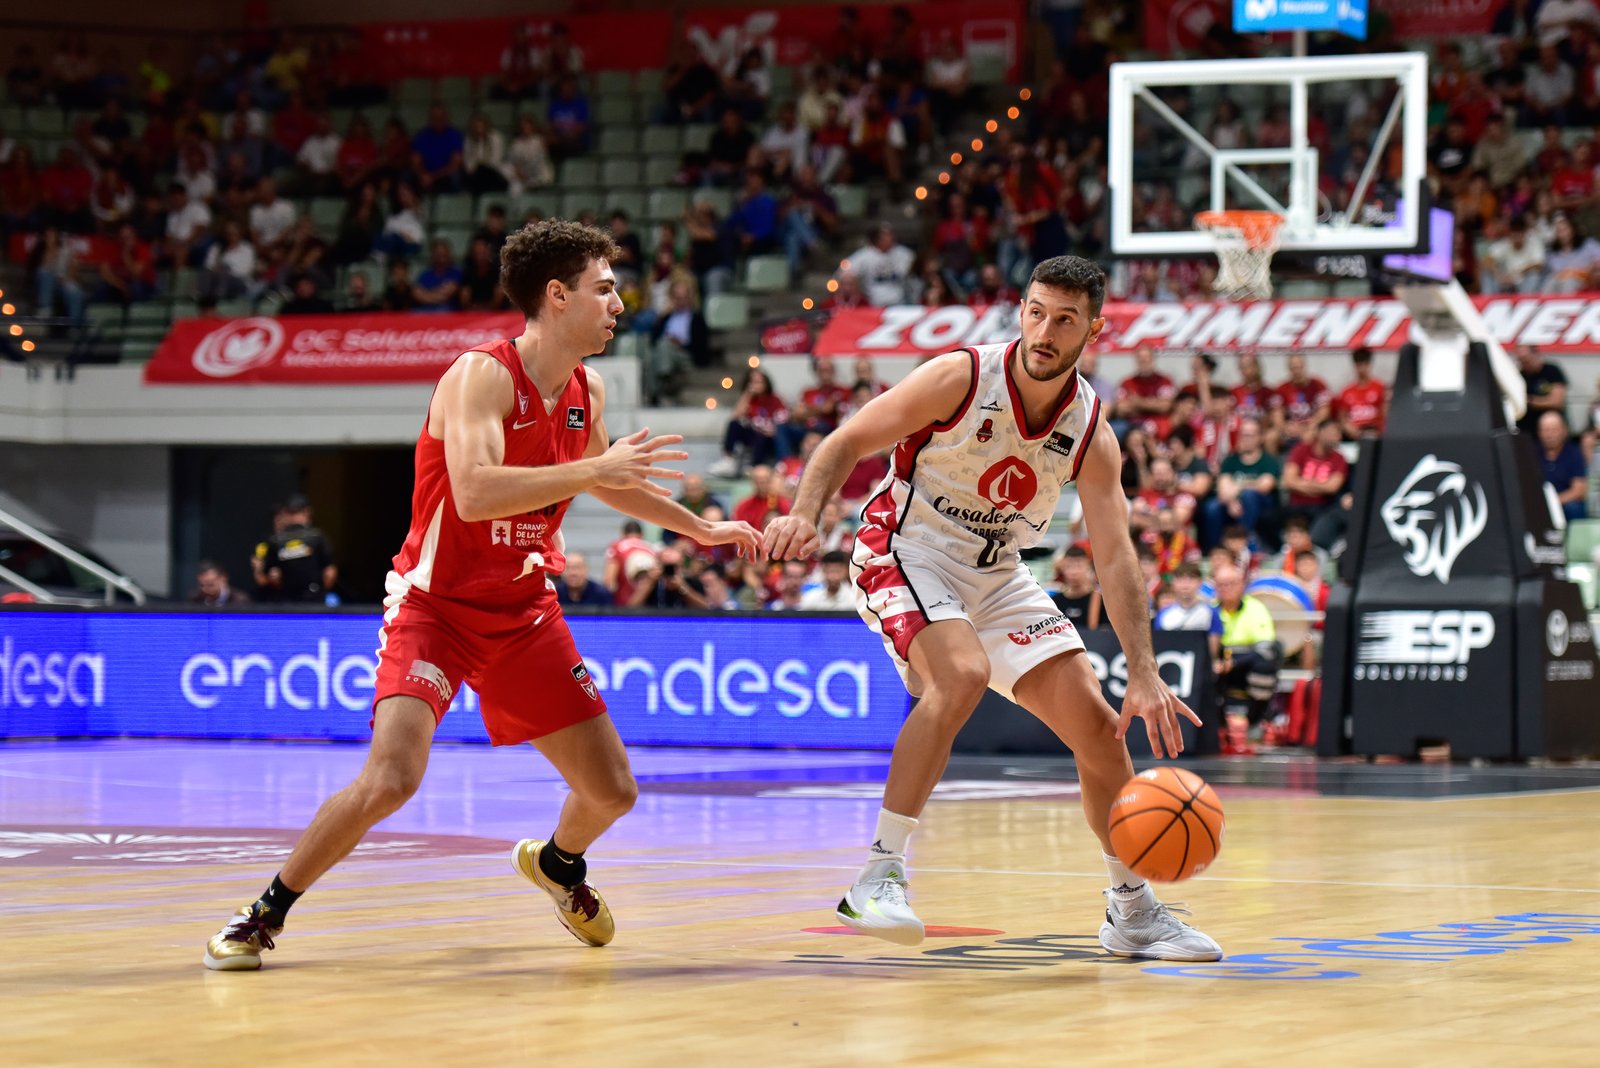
<box><xmin>1194</xmin><ymin>210</ymin><xmax>1284</xmax><ymax>301</ymax></box>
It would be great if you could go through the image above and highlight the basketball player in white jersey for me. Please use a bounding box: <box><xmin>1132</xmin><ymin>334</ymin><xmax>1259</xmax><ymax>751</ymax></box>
<box><xmin>764</xmin><ymin>256</ymin><xmax>1221</xmax><ymax>960</ymax></box>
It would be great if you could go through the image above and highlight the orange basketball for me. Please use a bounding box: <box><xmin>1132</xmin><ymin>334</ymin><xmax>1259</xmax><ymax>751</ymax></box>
<box><xmin>1107</xmin><ymin>767</ymin><xmax>1225</xmax><ymax>883</ymax></box>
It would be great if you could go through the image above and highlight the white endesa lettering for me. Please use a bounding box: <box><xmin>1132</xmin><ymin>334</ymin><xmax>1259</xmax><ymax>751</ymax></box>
<box><xmin>180</xmin><ymin>641</ymin><xmax>375</xmax><ymax>711</ymax></box>
<box><xmin>0</xmin><ymin>637</ymin><xmax>105</xmax><ymax>708</ymax></box>
<box><xmin>581</xmin><ymin>643</ymin><xmax>870</xmax><ymax>718</ymax></box>
<box><xmin>1081</xmin><ymin>648</ymin><xmax>1196</xmax><ymax>702</ymax></box>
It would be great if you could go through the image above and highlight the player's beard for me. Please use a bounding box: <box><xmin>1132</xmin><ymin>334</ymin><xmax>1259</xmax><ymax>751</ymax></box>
<box><xmin>1018</xmin><ymin>335</ymin><xmax>1087</xmax><ymax>383</ymax></box>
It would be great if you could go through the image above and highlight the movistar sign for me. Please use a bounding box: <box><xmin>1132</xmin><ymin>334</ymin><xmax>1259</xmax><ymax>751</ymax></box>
<box><xmin>1234</xmin><ymin>0</ymin><xmax>1367</xmax><ymax>38</ymax></box>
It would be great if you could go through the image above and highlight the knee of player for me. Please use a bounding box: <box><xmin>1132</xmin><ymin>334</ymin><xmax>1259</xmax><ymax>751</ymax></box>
<box><xmin>595</xmin><ymin>772</ymin><xmax>638</xmax><ymax>817</ymax></box>
<box><xmin>361</xmin><ymin>765</ymin><xmax>423</xmax><ymax>814</ymax></box>
<box><xmin>928</xmin><ymin>656</ymin><xmax>990</xmax><ymax>707</ymax></box>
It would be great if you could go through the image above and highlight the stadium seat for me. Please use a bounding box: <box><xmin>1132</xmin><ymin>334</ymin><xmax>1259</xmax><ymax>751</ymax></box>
<box><xmin>634</xmin><ymin>70</ymin><xmax>665</xmax><ymax>96</ymax></box>
<box><xmin>522</xmin><ymin>190</ymin><xmax>561</xmax><ymax>219</ymax></box>
<box><xmin>26</xmin><ymin>109</ymin><xmax>66</xmax><ymax>135</ymax></box>
<box><xmin>603</xmin><ymin>190</ymin><xmax>645</xmax><ymax>221</ymax></box>
<box><xmin>643</xmin><ymin>156</ymin><xmax>680</xmax><ymax>187</ymax></box>
<box><xmin>85</xmin><ymin>304</ymin><xmax>125</xmax><ymax>331</ymax></box>
<box><xmin>692</xmin><ymin>188</ymin><xmax>733</xmax><ymax>216</ymax></box>
<box><xmin>395</xmin><ymin>78</ymin><xmax>435</xmax><ymax>107</ymax></box>
<box><xmin>560</xmin><ymin>191</ymin><xmax>602</xmax><ymax>219</ymax></box>
<box><xmin>607</xmin><ymin>332</ymin><xmax>643</xmax><ymax>359</ymax></box>
<box><xmin>641</xmin><ymin>126</ymin><xmax>681</xmax><ymax>156</ymax></box>
<box><xmin>601</xmin><ymin>158</ymin><xmax>643</xmax><ymax>188</ymax></box>
<box><xmin>682</xmin><ymin>124</ymin><xmax>715</xmax><ymax>152</ymax></box>
<box><xmin>743</xmin><ymin>255</ymin><xmax>790</xmax><ymax>293</ymax></box>
<box><xmin>704</xmin><ymin>292</ymin><xmax>749</xmax><ymax>331</ymax></box>
<box><xmin>119</xmin><ymin>338</ymin><xmax>160</xmax><ymax>363</ymax></box>
<box><xmin>596</xmin><ymin>70</ymin><xmax>632</xmax><ymax>97</ymax></box>
<box><xmin>1279</xmin><ymin>280</ymin><xmax>1331</xmax><ymax>298</ymax></box>
<box><xmin>559</xmin><ymin>158</ymin><xmax>601</xmax><ymax>189</ymax></box>
<box><xmin>1567</xmin><ymin>519</ymin><xmax>1600</xmax><ymax>564</ymax></box>
<box><xmin>432</xmin><ymin>226</ymin><xmax>474</xmax><ymax>257</ymax></box>
<box><xmin>969</xmin><ymin>52</ymin><xmax>1007</xmax><ymax>85</ymax></box>
<box><xmin>1568</xmin><ymin>563</ymin><xmax>1598</xmax><ymax>610</ymax></box>
<box><xmin>438</xmin><ymin>76</ymin><xmax>476</xmax><ymax>105</ymax></box>
<box><xmin>646</xmin><ymin>188</ymin><xmax>688</xmax><ymax>222</ymax></box>
<box><xmin>828</xmin><ymin>184</ymin><xmax>868</xmax><ymax>218</ymax></box>
<box><xmin>214</xmin><ymin>299</ymin><xmax>253</xmax><ymax>318</ymax></box>
<box><xmin>127</xmin><ymin>302</ymin><xmax>171</xmax><ymax>327</ymax></box>
<box><xmin>597</xmin><ymin>96</ymin><xmax>636</xmax><ymax>126</ymax></box>
<box><xmin>170</xmin><ymin>300</ymin><xmax>201</xmax><ymax>320</ymax></box>
<box><xmin>598</xmin><ymin>127</ymin><xmax>640</xmax><ymax>156</ymax></box>
<box><xmin>430</xmin><ymin>193</ymin><xmax>474</xmax><ymax>226</ymax></box>
<box><xmin>481</xmin><ymin>101</ymin><xmax>516</xmax><ymax>130</ymax></box>
<box><xmin>309</xmin><ymin>197</ymin><xmax>346</xmax><ymax>234</ymax></box>
<box><xmin>1332</xmin><ymin>279</ymin><xmax>1373</xmax><ymax>298</ymax></box>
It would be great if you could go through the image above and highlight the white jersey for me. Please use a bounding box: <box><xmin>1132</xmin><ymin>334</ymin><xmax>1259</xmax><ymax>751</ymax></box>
<box><xmin>857</xmin><ymin>340</ymin><xmax>1103</xmax><ymax>571</ymax></box>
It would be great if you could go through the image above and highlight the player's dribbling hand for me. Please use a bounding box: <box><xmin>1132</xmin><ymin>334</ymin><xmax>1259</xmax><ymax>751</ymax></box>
<box><xmin>592</xmin><ymin>428</ymin><xmax>689</xmax><ymax>496</ymax></box>
<box><xmin>1115</xmin><ymin>670</ymin><xmax>1203</xmax><ymax>759</ymax></box>
<box><xmin>699</xmin><ymin>521</ymin><xmax>765</xmax><ymax>561</ymax></box>
<box><xmin>762</xmin><ymin>515</ymin><xmax>820</xmax><ymax>560</ymax></box>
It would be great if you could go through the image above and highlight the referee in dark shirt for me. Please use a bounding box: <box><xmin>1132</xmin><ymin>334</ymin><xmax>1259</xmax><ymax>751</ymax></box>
<box><xmin>260</xmin><ymin>495</ymin><xmax>338</xmax><ymax>603</ymax></box>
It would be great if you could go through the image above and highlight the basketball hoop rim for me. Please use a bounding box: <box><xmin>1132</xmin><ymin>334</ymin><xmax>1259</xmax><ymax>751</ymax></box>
<box><xmin>1194</xmin><ymin>209</ymin><xmax>1286</xmax><ymax>251</ymax></box>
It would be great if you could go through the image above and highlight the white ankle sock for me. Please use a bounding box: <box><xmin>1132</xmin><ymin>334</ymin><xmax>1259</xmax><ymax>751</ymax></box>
<box><xmin>1104</xmin><ymin>852</ymin><xmax>1154</xmax><ymax>911</ymax></box>
<box><xmin>864</xmin><ymin>808</ymin><xmax>918</xmax><ymax>869</ymax></box>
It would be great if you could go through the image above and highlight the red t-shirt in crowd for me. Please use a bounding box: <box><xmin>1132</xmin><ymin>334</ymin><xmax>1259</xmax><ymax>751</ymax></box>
<box><xmin>734</xmin><ymin>492</ymin><xmax>791</xmax><ymax>530</ymax></box>
<box><xmin>1337</xmin><ymin>379</ymin><xmax>1386</xmax><ymax>434</ymax></box>
<box><xmin>1274</xmin><ymin>377</ymin><xmax>1332</xmax><ymax>423</ymax></box>
<box><xmin>1286</xmin><ymin>442</ymin><xmax>1349</xmax><ymax>508</ymax></box>
<box><xmin>1117</xmin><ymin>372</ymin><xmax>1175</xmax><ymax>409</ymax></box>
<box><xmin>605</xmin><ymin>534</ymin><xmax>657</xmax><ymax>606</ymax></box>
<box><xmin>1231</xmin><ymin>384</ymin><xmax>1276</xmax><ymax>418</ymax></box>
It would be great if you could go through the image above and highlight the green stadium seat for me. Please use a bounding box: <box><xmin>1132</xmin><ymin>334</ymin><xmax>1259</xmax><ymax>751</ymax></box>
<box><xmin>432</xmin><ymin>226</ymin><xmax>474</xmax><ymax>257</ymax></box>
<box><xmin>25</xmin><ymin>109</ymin><xmax>66</xmax><ymax>135</ymax></box>
<box><xmin>646</xmin><ymin>188</ymin><xmax>688</xmax><ymax>222</ymax></box>
<box><xmin>559</xmin><ymin>158</ymin><xmax>601</xmax><ymax>189</ymax></box>
<box><xmin>1279</xmin><ymin>280</ymin><xmax>1332</xmax><ymax>298</ymax></box>
<box><xmin>86</xmin><ymin>303</ymin><xmax>125</xmax><ymax>331</ymax></box>
<box><xmin>430</xmin><ymin>192</ymin><xmax>474</xmax><ymax>226</ymax></box>
<box><xmin>769</xmin><ymin>66</ymin><xmax>796</xmax><ymax>97</ymax></box>
<box><xmin>597</xmin><ymin>96</ymin><xmax>636</xmax><ymax>126</ymax></box>
<box><xmin>1567</xmin><ymin>519</ymin><xmax>1600</xmax><ymax>564</ymax></box>
<box><xmin>691</xmin><ymin>188</ymin><xmax>733</xmax><ymax>216</ymax></box>
<box><xmin>170</xmin><ymin>300</ymin><xmax>201</xmax><ymax>321</ymax></box>
<box><xmin>214</xmin><ymin>299</ymin><xmax>253</xmax><ymax>318</ymax></box>
<box><xmin>596</xmin><ymin>70</ymin><xmax>632</xmax><ymax>96</ymax></box>
<box><xmin>682</xmin><ymin>124</ymin><xmax>715</xmax><ymax>153</ymax></box>
<box><xmin>522</xmin><ymin>190</ymin><xmax>562</xmax><ymax>219</ymax></box>
<box><xmin>170</xmin><ymin>267</ymin><xmax>199</xmax><ymax>300</ymax></box>
<box><xmin>309</xmin><ymin>197</ymin><xmax>346</xmax><ymax>234</ymax></box>
<box><xmin>438</xmin><ymin>76</ymin><xmax>476</xmax><ymax>105</ymax></box>
<box><xmin>602</xmin><ymin>190</ymin><xmax>645</xmax><ymax>221</ymax></box>
<box><xmin>396</xmin><ymin>78</ymin><xmax>435</xmax><ymax>106</ymax></box>
<box><xmin>969</xmin><ymin>52</ymin><xmax>1008</xmax><ymax>85</ymax></box>
<box><xmin>601</xmin><ymin>158</ymin><xmax>643</xmax><ymax>188</ymax></box>
<box><xmin>560</xmin><ymin>191</ymin><xmax>602</xmax><ymax>219</ymax></box>
<box><xmin>634</xmin><ymin>70</ymin><xmax>665</xmax><ymax>96</ymax></box>
<box><xmin>704</xmin><ymin>292</ymin><xmax>750</xmax><ymax>331</ymax></box>
<box><xmin>828</xmin><ymin>184</ymin><xmax>867</xmax><ymax>217</ymax></box>
<box><xmin>119</xmin><ymin>338</ymin><xmax>160</xmax><ymax>363</ymax></box>
<box><xmin>743</xmin><ymin>255</ymin><xmax>790</xmax><ymax>293</ymax></box>
<box><xmin>598</xmin><ymin>127</ymin><xmax>640</xmax><ymax>156</ymax></box>
<box><xmin>607</xmin><ymin>332</ymin><xmax>643</xmax><ymax>359</ymax></box>
<box><xmin>641</xmin><ymin>126</ymin><xmax>681</xmax><ymax>156</ymax></box>
<box><xmin>643</xmin><ymin>156</ymin><xmax>680</xmax><ymax>187</ymax></box>
<box><xmin>1332</xmin><ymin>279</ymin><xmax>1373</xmax><ymax>298</ymax></box>
<box><xmin>127</xmin><ymin>302</ymin><xmax>172</xmax><ymax>327</ymax></box>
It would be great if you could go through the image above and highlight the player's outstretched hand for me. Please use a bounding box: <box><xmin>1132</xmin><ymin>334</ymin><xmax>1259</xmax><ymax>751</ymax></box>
<box><xmin>762</xmin><ymin>515</ymin><xmax>820</xmax><ymax>561</ymax></box>
<box><xmin>1115</xmin><ymin>671</ymin><xmax>1203</xmax><ymax>759</ymax></box>
<box><xmin>592</xmin><ymin>428</ymin><xmax>689</xmax><ymax>496</ymax></box>
<box><xmin>699</xmin><ymin>521</ymin><xmax>765</xmax><ymax>561</ymax></box>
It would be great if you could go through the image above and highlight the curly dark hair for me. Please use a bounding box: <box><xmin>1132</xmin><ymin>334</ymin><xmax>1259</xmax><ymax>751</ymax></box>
<box><xmin>1026</xmin><ymin>255</ymin><xmax>1107</xmax><ymax>317</ymax></box>
<box><xmin>499</xmin><ymin>218</ymin><xmax>622</xmax><ymax>318</ymax></box>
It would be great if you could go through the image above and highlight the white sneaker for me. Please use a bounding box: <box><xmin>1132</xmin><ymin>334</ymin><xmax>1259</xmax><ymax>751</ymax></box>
<box><xmin>707</xmin><ymin>455</ymin><xmax>741</xmax><ymax>478</ymax></box>
<box><xmin>836</xmin><ymin>858</ymin><xmax>925</xmax><ymax>946</ymax></box>
<box><xmin>1098</xmin><ymin>890</ymin><xmax>1222</xmax><ymax>961</ymax></box>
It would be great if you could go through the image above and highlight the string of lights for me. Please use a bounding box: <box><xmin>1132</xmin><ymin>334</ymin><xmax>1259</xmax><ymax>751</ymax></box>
<box><xmin>702</xmin><ymin>85</ymin><xmax>1035</xmax><ymax>412</ymax></box>
<box><xmin>0</xmin><ymin>287</ymin><xmax>39</xmax><ymax>354</ymax></box>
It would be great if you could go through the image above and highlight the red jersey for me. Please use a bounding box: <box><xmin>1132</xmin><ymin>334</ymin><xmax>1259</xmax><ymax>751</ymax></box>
<box><xmin>1275</xmin><ymin>377</ymin><xmax>1332</xmax><ymax>422</ymax></box>
<box><xmin>390</xmin><ymin>341</ymin><xmax>590</xmax><ymax>612</ymax></box>
<box><xmin>1117</xmin><ymin>372</ymin><xmax>1175</xmax><ymax>407</ymax></box>
<box><xmin>1231</xmin><ymin>383</ymin><xmax>1276</xmax><ymax>417</ymax></box>
<box><xmin>1286</xmin><ymin>442</ymin><xmax>1349</xmax><ymax>507</ymax></box>
<box><xmin>605</xmin><ymin>534</ymin><xmax>657</xmax><ymax>606</ymax></box>
<box><xmin>1337</xmin><ymin>379</ymin><xmax>1386</xmax><ymax>433</ymax></box>
<box><xmin>798</xmin><ymin>384</ymin><xmax>851</xmax><ymax>428</ymax></box>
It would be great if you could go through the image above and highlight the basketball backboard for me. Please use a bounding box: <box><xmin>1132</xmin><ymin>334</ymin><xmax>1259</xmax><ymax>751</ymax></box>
<box><xmin>1107</xmin><ymin>52</ymin><xmax>1429</xmax><ymax>258</ymax></box>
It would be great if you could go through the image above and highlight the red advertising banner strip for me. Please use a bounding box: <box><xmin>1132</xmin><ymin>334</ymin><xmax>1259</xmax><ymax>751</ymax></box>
<box><xmin>684</xmin><ymin>0</ymin><xmax>1025</xmax><ymax>81</ymax></box>
<box><xmin>356</xmin><ymin>12</ymin><xmax>675</xmax><ymax>80</ymax></box>
<box><xmin>813</xmin><ymin>295</ymin><xmax>1600</xmax><ymax>357</ymax></box>
<box><xmin>142</xmin><ymin>312</ymin><xmax>525</xmax><ymax>385</ymax></box>
<box><xmin>1142</xmin><ymin>0</ymin><xmax>1230</xmax><ymax>55</ymax></box>
<box><xmin>1380</xmin><ymin>0</ymin><xmax>1498</xmax><ymax>39</ymax></box>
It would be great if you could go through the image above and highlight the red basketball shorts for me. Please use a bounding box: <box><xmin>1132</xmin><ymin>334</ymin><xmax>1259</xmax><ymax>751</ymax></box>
<box><xmin>373</xmin><ymin>573</ymin><xmax>606</xmax><ymax>745</ymax></box>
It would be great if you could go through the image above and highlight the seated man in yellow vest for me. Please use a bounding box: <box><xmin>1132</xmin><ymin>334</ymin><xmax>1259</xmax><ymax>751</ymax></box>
<box><xmin>1213</xmin><ymin>564</ymin><xmax>1283</xmax><ymax>745</ymax></box>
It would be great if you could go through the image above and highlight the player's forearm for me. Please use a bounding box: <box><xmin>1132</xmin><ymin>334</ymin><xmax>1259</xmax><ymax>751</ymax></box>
<box><xmin>1098</xmin><ymin>544</ymin><xmax>1158</xmax><ymax>675</ymax></box>
<box><xmin>454</xmin><ymin>458</ymin><xmax>599</xmax><ymax>522</ymax></box>
<box><xmin>588</xmin><ymin>485</ymin><xmax>709</xmax><ymax>538</ymax></box>
<box><xmin>791</xmin><ymin>434</ymin><xmax>860</xmax><ymax>522</ymax></box>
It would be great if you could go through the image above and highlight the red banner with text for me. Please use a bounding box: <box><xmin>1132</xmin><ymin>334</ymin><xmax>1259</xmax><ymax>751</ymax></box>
<box><xmin>1142</xmin><ymin>0</ymin><xmax>1230</xmax><ymax>55</ymax></box>
<box><xmin>1379</xmin><ymin>0</ymin><xmax>1498</xmax><ymax>39</ymax></box>
<box><xmin>355</xmin><ymin>12</ymin><xmax>675</xmax><ymax>81</ymax></box>
<box><xmin>684</xmin><ymin>1</ymin><xmax>1025</xmax><ymax>81</ymax></box>
<box><xmin>813</xmin><ymin>296</ymin><xmax>1600</xmax><ymax>357</ymax></box>
<box><xmin>142</xmin><ymin>312</ymin><xmax>524</xmax><ymax>385</ymax></box>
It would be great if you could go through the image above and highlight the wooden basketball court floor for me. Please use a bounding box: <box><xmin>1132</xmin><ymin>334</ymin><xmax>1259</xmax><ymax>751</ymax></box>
<box><xmin>4</xmin><ymin>740</ymin><xmax>1600</xmax><ymax>1067</ymax></box>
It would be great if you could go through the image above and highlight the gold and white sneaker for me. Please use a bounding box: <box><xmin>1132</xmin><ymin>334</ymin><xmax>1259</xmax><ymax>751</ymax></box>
<box><xmin>836</xmin><ymin>858</ymin><xmax>925</xmax><ymax>946</ymax></box>
<box><xmin>203</xmin><ymin>903</ymin><xmax>283</xmax><ymax>971</ymax></box>
<box><xmin>512</xmin><ymin>839</ymin><xmax>615</xmax><ymax>947</ymax></box>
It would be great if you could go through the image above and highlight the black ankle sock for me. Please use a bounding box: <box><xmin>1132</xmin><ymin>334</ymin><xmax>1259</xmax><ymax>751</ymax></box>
<box><xmin>256</xmin><ymin>874</ymin><xmax>303</xmax><ymax>921</ymax></box>
<box><xmin>538</xmin><ymin>839</ymin><xmax>587</xmax><ymax>888</ymax></box>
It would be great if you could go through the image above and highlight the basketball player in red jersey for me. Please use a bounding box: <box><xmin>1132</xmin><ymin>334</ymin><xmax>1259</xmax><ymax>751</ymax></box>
<box><xmin>205</xmin><ymin>220</ymin><xmax>762</xmax><ymax>970</ymax></box>
<box><xmin>764</xmin><ymin>256</ymin><xmax>1221</xmax><ymax>960</ymax></box>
